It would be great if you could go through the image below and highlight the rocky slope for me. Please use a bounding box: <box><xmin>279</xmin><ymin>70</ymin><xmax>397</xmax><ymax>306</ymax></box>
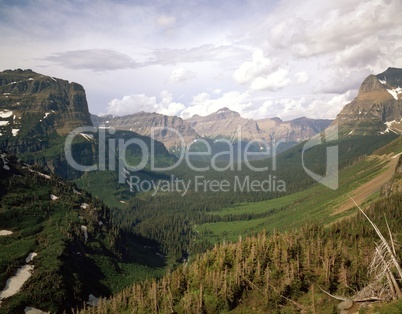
<box><xmin>0</xmin><ymin>69</ymin><xmax>173</xmax><ymax>181</ymax></box>
<box><xmin>333</xmin><ymin>67</ymin><xmax>402</xmax><ymax>135</ymax></box>
<box><xmin>0</xmin><ymin>69</ymin><xmax>92</xmax><ymax>154</ymax></box>
<box><xmin>187</xmin><ymin>107</ymin><xmax>331</xmax><ymax>143</ymax></box>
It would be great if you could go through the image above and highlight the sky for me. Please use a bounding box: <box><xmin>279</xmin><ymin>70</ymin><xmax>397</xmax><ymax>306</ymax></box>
<box><xmin>0</xmin><ymin>0</ymin><xmax>401</xmax><ymax>121</ymax></box>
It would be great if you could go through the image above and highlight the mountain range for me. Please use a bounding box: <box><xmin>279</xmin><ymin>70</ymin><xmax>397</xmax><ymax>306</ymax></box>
<box><xmin>92</xmin><ymin>108</ymin><xmax>332</xmax><ymax>151</ymax></box>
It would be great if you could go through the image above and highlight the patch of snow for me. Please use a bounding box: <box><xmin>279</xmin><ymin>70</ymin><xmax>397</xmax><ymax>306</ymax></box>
<box><xmin>379</xmin><ymin>78</ymin><xmax>387</xmax><ymax>84</ymax></box>
<box><xmin>0</xmin><ymin>121</ymin><xmax>9</xmax><ymax>126</ymax></box>
<box><xmin>348</xmin><ymin>130</ymin><xmax>354</xmax><ymax>135</ymax></box>
<box><xmin>392</xmin><ymin>152</ymin><xmax>402</xmax><ymax>159</ymax></box>
<box><xmin>24</xmin><ymin>306</ymin><xmax>50</xmax><ymax>314</ymax></box>
<box><xmin>0</xmin><ymin>265</ymin><xmax>34</xmax><ymax>301</ymax></box>
<box><xmin>50</xmin><ymin>77</ymin><xmax>57</xmax><ymax>82</ymax></box>
<box><xmin>12</xmin><ymin>129</ymin><xmax>20</xmax><ymax>136</ymax></box>
<box><xmin>28</xmin><ymin>78</ymin><xmax>33</xmax><ymax>81</ymax></box>
<box><xmin>43</xmin><ymin>112</ymin><xmax>50</xmax><ymax>119</ymax></box>
<box><xmin>3</xmin><ymin>93</ymin><xmax>10</xmax><ymax>96</ymax></box>
<box><xmin>73</xmin><ymin>188</ymin><xmax>82</xmax><ymax>195</ymax></box>
<box><xmin>386</xmin><ymin>87</ymin><xmax>402</xmax><ymax>100</ymax></box>
<box><xmin>25</xmin><ymin>252</ymin><xmax>37</xmax><ymax>263</ymax></box>
<box><xmin>0</xmin><ymin>253</ymin><xmax>37</xmax><ymax>302</ymax></box>
<box><xmin>50</xmin><ymin>194</ymin><xmax>59</xmax><ymax>201</ymax></box>
<box><xmin>381</xmin><ymin>120</ymin><xmax>402</xmax><ymax>134</ymax></box>
<box><xmin>0</xmin><ymin>110</ymin><xmax>13</xmax><ymax>118</ymax></box>
<box><xmin>120</xmin><ymin>201</ymin><xmax>126</xmax><ymax>204</ymax></box>
<box><xmin>0</xmin><ymin>230</ymin><xmax>13</xmax><ymax>236</ymax></box>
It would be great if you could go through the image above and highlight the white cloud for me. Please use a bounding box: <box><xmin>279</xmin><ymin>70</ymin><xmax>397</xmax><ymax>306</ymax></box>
<box><xmin>233</xmin><ymin>49</ymin><xmax>273</xmax><ymax>84</ymax></box>
<box><xmin>295</xmin><ymin>71</ymin><xmax>309</xmax><ymax>84</ymax></box>
<box><xmin>250</xmin><ymin>67</ymin><xmax>291</xmax><ymax>91</ymax></box>
<box><xmin>181</xmin><ymin>91</ymin><xmax>252</xmax><ymax>119</ymax></box>
<box><xmin>106</xmin><ymin>91</ymin><xmax>185</xmax><ymax>117</ymax></box>
<box><xmin>233</xmin><ymin>50</ymin><xmax>290</xmax><ymax>91</ymax></box>
<box><xmin>267</xmin><ymin>0</ymin><xmax>402</xmax><ymax>59</ymax></box>
<box><xmin>168</xmin><ymin>68</ymin><xmax>196</xmax><ymax>83</ymax></box>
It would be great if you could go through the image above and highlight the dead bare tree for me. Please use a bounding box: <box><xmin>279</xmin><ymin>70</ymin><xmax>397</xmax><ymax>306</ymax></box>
<box><xmin>349</xmin><ymin>196</ymin><xmax>402</xmax><ymax>301</ymax></box>
<box><xmin>321</xmin><ymin>196</ymin><xmax>402</xmax><ymax>308</ymax></box>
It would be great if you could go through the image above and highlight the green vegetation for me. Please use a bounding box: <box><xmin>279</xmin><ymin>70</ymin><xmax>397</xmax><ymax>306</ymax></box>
<box><xmin>199</xmin><ymin>154</ymin><xmax>390</xmax><ymax>242</ymax></box>
<box><xmin>0</xmin><ymin>155</ymin><xmax>165</xmax><ymax>313</ymax></box>
<box><xmin>77</xmin><ymin>188</ymin><xmax>402</xmax><ymax>313</ymax></box>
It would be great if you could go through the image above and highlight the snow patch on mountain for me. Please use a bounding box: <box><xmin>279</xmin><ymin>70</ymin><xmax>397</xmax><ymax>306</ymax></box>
<box><xmin>386</xmin><ymin>87</ymin><xmax>402</xmax><ymax>100</ymax></box>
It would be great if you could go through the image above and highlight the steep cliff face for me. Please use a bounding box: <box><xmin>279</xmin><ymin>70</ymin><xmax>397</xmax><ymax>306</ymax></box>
<box><xmin>333</xmin><ymin>67</ymin><xmax>402</xmax><ymax>136</ymax></box>
<box><xmin>257</xmin><ymin>116</ymin><xmax>332</xmax><ymax>142</ymax></box>
<box><xmin>0</xmin><ymin>69</ymin><xmax>92</xmax><ymax>156</ymax></box>
<box><xmin>187</xmin><ymin>107</ymin><xmax>331</xmax><ymax>143</ymax></box>
<box><xmin>187</xmin><ymin>107</ymin><xmax>261</xmax><ymax>141</ymax></box>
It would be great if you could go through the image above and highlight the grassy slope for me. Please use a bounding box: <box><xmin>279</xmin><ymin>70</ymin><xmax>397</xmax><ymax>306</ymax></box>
<box><xmin>199</xmin><ymin>138</ymin><xmax>402</xmax><ymax>243</ymax></box>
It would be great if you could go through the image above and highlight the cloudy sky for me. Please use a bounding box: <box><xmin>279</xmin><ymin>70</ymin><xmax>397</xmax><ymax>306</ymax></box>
<box><xmin>1</xmin><ymin>0</ymin><xmax>401</xmax><ymax>121</ymax></box>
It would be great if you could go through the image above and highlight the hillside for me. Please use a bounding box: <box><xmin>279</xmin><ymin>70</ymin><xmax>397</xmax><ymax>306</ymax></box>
<box><xmin>0</xmin><ymin>69</ymin><xmax>91</xmax><ymax>150</ymax></box>
<box><xmin>0</xmin><ymin>152</ymin><xmax>165</xmax><ymax>313</ymax></box>
<box><xmin>76</xmin><ymin>160</ymin><xmax>402</xmax><ymax>313</ymax></box>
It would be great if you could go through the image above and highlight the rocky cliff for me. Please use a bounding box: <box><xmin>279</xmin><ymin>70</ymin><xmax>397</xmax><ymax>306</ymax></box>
<box><xmin>187</xmin><ymin>107</ymin><xmax>332</xmax><ymax>143</ymax></box>
<box><xmin>333</xmin><ymin>67</ymin><xmax>402</xmax><ymax>135</ymax></box>
<box><xmin>0</xmin><ymin>69</ymin><xmax>92</xmax><ymax>154</ymax></box>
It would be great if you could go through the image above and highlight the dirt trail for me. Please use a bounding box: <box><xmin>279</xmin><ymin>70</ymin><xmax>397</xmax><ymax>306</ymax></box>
<box><xmin>332</xmin><ymin>154</ymin><xmax>399</xmax><ymax>216</ymax></box>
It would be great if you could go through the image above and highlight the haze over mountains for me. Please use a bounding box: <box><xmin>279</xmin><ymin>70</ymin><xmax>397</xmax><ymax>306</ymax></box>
<box><xmin>92</xmin><ymin>107</ymin><xmax>332</xmax><ymax>150</ymax></box>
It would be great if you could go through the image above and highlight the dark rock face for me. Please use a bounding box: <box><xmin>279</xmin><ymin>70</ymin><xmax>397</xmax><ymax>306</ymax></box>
<box><xmin>0</xmin><ymin>69</ymin><xmax>93</xmax><ymax>154</ymax></box>
<box><xmin>333</xmin><ymin>67</ymin><xmax>402</xmax><ymax>136</ymax></box>
<box><xmin>0</xmin><ymin>69</ymin><xmax>94</xmax><ymax>178</ymax></box>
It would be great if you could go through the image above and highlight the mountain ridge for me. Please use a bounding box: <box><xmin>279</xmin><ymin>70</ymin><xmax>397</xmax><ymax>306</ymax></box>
<box><xmin>333</xmin><ymin>67</ymin><xmax>402</xmax><ymax>136</ymax></box>
<box><xmin>92</xmin><ymin>108</ymin><xmax>333</xmax><ymax>150</ymax></box>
